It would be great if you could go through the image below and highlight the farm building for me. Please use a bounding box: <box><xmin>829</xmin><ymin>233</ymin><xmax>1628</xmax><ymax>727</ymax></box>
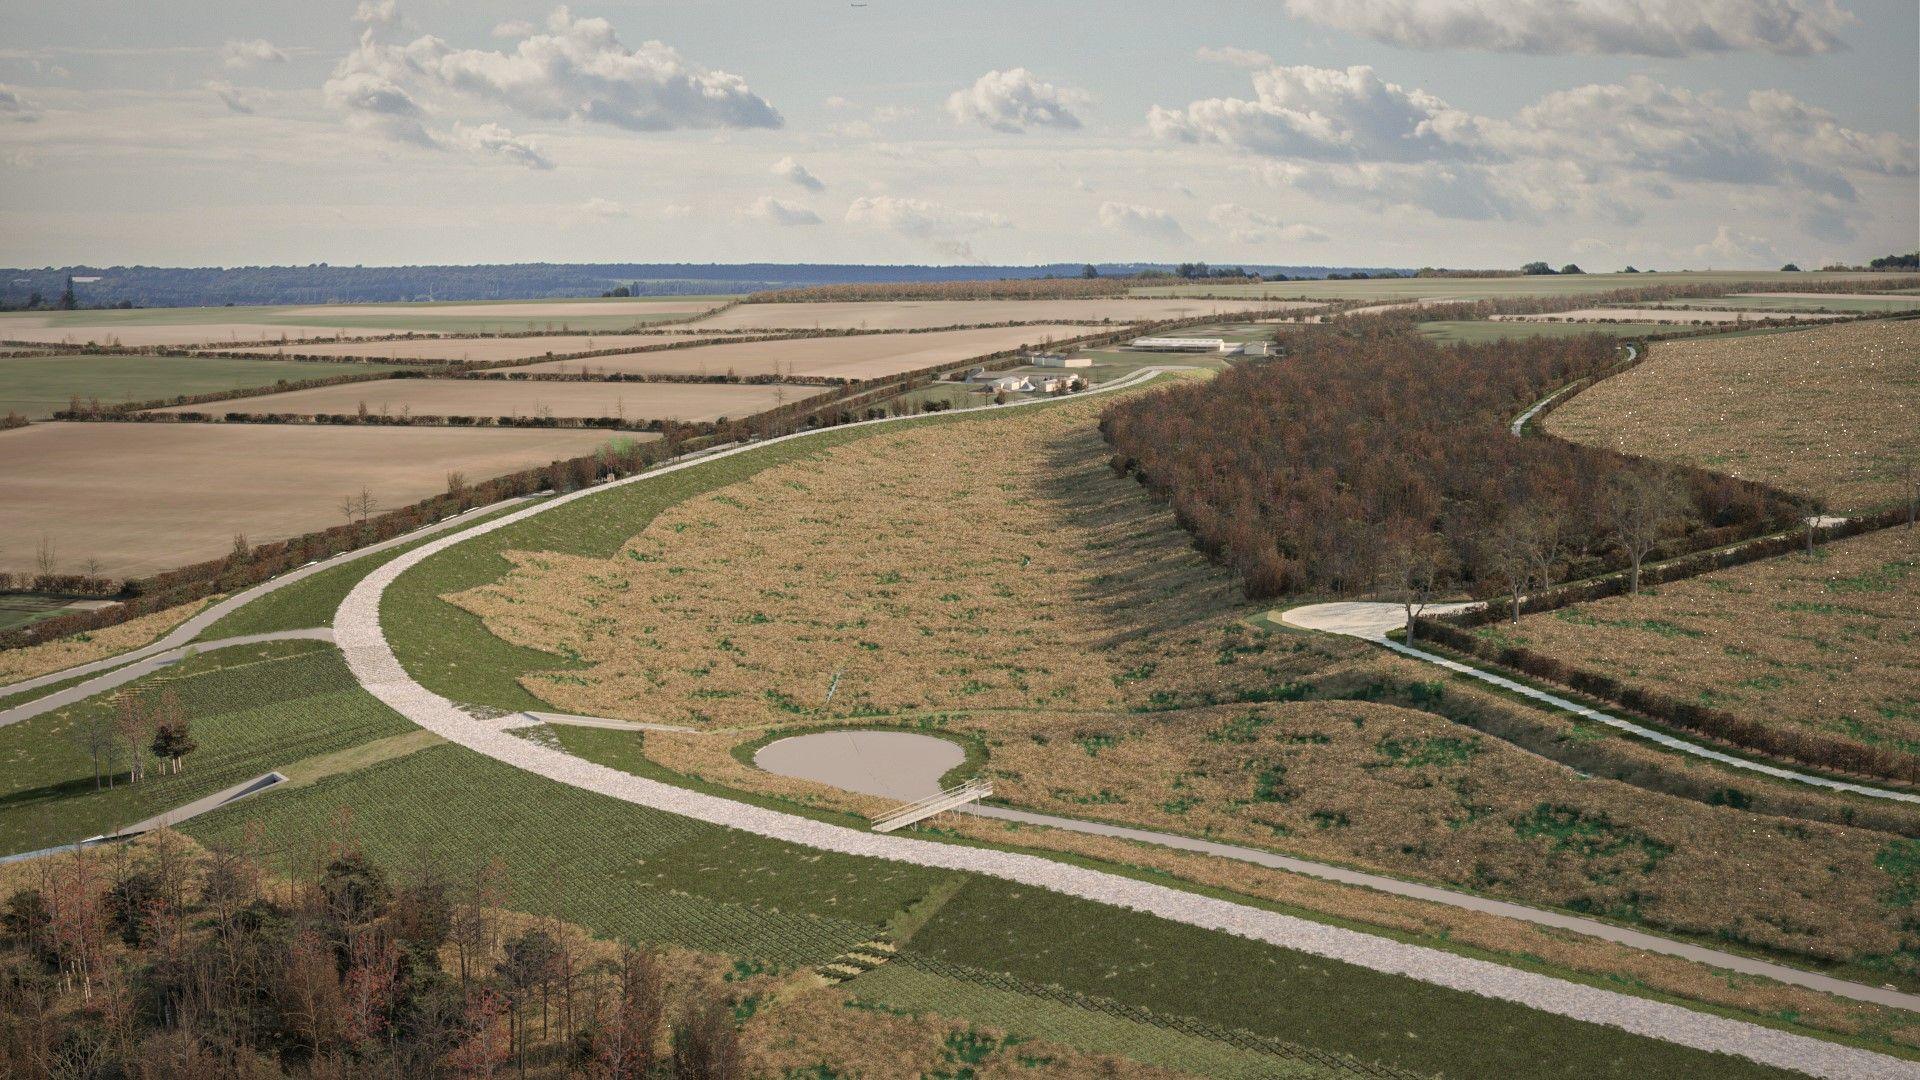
<box><xmin>1128</xmin><ymin>336</ymin><xmax>1240</xmax><ymax>353</ymax></box>
<box><xmin>1029</xmin><ymin>353</ymin><xmax>1092</xmax><ymax>368</ymax></box>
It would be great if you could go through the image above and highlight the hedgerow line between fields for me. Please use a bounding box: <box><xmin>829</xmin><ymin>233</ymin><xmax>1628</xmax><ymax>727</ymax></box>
<box><xmin>332</xmin><ymin>372</ymin><xmax>1916</xmax><ymax>1080</ymax></box>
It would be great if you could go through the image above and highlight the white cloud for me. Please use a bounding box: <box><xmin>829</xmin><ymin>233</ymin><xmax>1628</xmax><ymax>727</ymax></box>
<box><xmin>1098</xmin><ymin>201</ymin><xmax>1189</xmax><ymax>242</ymax></box>
<box><xmin>744</xmin><ymin>195</ymin><xmax>823</xmax><ymax>226</ymax></box>
<box><xmin>824</xmin><ymin>95</ymin><xmax>854</xmax><ymax>110</ymax></box>
<box><xmin>1207</xmin><ymin>203</ymin><xmax>1328</xmax><ymax>244</ymax></box>
<box><xmin>0</xmin><ymin>84</ymin><xmax>38</xmax><ymax>122</ymax></box>
<box><xmin>1148</xmin><ymin>64</ymin><xmax>1489</xmax><ymax>164</ymax></box>
<box><xmin>491</xmin><ymin>20</ymin><xmax>536</xmax><ymax>39</ymax></box>
<box><xmin>205</xmin><ymin>79</ymin><xmax>255</xmax><ymax>115</ymax></box>
<box><xmin>221</xmin><ymin>38</ymin><xmax>287</xmax><ymax>69</ymax></box>
<box><xmin>660</xmin><ymin>203</ymin><xmax>693</xmax><ymax>220</ymax></box>
<box><xmin>1282</xmin><ymin>0</ymin><xmax>1856</xmax><ymax>57</ymax></box>
<box><xmin>946</xmin><ymin>68</ymin><xmax>1090</xmax><ymax>133</ymax></box>
<box><xmin>1195</xmin><ymin>46</ymin><xmax>1273</xmax><ymax>68</ymax></box>
<box><xmin>353</xmin><ymin>0</ymin><xmax>400</xmax><ymax>27</ymax></box>
<box><xmin>772</xmin><ymin>155</ymin><xmax>825</xmax><ymax>191</ymax></box>
<box><xmin>449</xmin><ymin>121</ymin><xmax>552</xmax><ymax>169</ymax></box>
<box><xmin>1693</xmin><ymin>225</ymin><xmax>1780</xmax><ymax>265</ymax></box>
<box><xmin>845</xmin><ymin>195</ymin><xmax>1010</xmax><ymax>237</ymax></box>
<box><xmin>324</xmin><ymin>4</ymin><xmax>782</xmax><ymax>152</ymax></box>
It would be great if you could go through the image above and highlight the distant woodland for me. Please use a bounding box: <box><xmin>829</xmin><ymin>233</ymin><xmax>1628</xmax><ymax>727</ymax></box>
<box><xmin>1102</xmin><ymin>328</ymin><xmax>1804</xmax><ymax>599</ymax></box>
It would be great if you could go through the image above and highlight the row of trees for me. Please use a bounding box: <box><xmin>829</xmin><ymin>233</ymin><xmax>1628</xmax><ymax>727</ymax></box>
<box><xmin>0</xmin><ymin>833</ymin><xmax>745</xmax><ymax>1076</ymax></box>
<box><xmin>1101</xmin><ymin>327</ymin><xmax>1803</xmax><ymax>602</ymax></box>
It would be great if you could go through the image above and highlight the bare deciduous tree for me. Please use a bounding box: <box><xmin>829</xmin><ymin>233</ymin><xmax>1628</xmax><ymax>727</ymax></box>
<box><xmin>1377</xmin><ymin>529</ymin><xmax>1454</xmax><ymax>643</ymax></box>
<box><xmin>1603</xmin><ymin>471</ymin><xmax>1691</xmax><ymax>595</ymax></box>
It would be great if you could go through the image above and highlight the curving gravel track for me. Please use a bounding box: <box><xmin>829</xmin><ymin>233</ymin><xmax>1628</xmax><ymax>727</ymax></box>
<box><xmin>0</xmin><ymin>497</ymin><xmax>538</xmax><ymax>704</ymax></box>
<box><xmin>332</xmin><ymin>379</ymin><xmax>1915</xmax><ymax>1080</ymax></box>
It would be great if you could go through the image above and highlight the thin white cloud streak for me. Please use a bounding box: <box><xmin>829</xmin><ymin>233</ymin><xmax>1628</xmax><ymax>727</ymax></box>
<box><xmin>1281</xmin><ymin>0</ymin><xmax>1856</xmax><ymax>57</ymax></box>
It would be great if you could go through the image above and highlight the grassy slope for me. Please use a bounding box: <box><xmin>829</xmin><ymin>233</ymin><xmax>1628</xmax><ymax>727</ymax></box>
<box><xmin>0</xmin><ymin>354</ymin><xmax>409</xmax><ymax>417</ymax></box>
<box><xmin>196</xmin><ymin>498</ymin><xmax>543</xmax><ymax>640</ymax></box>
<box><xmin>0</xmin><ymin>640</ymin><xmax>410</xmax><ymax>853</ymax></box>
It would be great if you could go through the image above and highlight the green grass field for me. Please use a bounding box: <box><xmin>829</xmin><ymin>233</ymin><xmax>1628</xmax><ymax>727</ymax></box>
<box><xmin>0</xmin><ymin>594</ymin><xmax>91</xmax><ymax>632</ymax></box>
<box><xmin>194</xmin><ymin>497</ymin><xmax>545</xmax><ymax>642</ymax></box>
<box><xmin>0</xmin><ymin>640</ymin><xmax>412</xmax><ymax>854</ymax></box>
<box><xmin>0</xmin><ymin>353</ymin><xmax>411</xmax><ymax>417</ymax></box>
<box><xmin>1130</xmin><ymin>270</ymin><xmax>1901</xmax><ymax>303</ymax></box>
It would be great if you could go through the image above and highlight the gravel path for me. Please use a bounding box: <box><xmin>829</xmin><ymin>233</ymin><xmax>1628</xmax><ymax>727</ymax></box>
<box><xmin>0</xmin><ymin>497</ymin><xmax>537</xmax><ymax>703</ymax></box>
<box><xmin>1280</xmin><ymin>602</ymin><xmax>1920</xmax><ymax>806</ymax></box>
<box><xmin>333</xmin><ymin>379</ymin><xmax>1915</xmax><ymax>1080</ymax></box>
<box><xmin>0</xmin><ymin>629</ymin><xmax>335</xmax><ymax>729</ymax></box>
<box><xmin>1510</xmin><ymin>345</ymin><xmax>1634</xmax><ymax>435</ymax></box>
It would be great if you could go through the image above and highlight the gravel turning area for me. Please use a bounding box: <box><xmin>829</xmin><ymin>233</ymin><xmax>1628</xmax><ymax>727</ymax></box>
<box><xmin>333</xmin><ymin>379</ymin><xmax>1914</xmax><ymax>1079</ymax></box>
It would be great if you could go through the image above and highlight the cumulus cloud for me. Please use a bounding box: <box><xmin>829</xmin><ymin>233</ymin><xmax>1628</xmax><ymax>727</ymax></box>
<box><xmin>1152</xmin><ymin>64</ymin><xmax>1912</xmax><ymax>232</ymax></box>
<box><xmin>1281</xmin><ymin>0</ymin><xmax>1855</xmax><ymax>57</ymax></box>
<box><xmin>449</xmin><ymin>122</ymin><xmax>552</xmax><ymax>169</ymax></box>
<box><xmin>946</xmin><ymin>68</ymin><xmax>1090</xmax><ymax>133</ymax></box>
<box><xmin>1098</xmin><ymin>201</ymin><xmax>1189</xmax><ymax>243</ymax></box>
<box><xmin>1149</xmin><ymin>65</ymin><xmax>1489</xmax><ymax>164</ymax></box>
<box><xmin>1207</xmin><ymin>203</ymin><xmax>1329</xmax><ymax>244</ymax></box>
<box><xmin>324</xmin><ymin>4</ymin><xmax>781</xmax><ymax>158</ymax></box>
<box><xmin>1693</xmin><ymin>225</ymin><xmax>1781</xmax><ymax>265</ymax></box>
<box><xmin>221</xmin><ymin>38</ymin><xmax>287</xmax><ymax>69</ymax></box>
<box><xmin>353</xmin><ymin>0</ymin><xmax>399</xmax><ymax>27</ymax></box>
<box><xmin>491</xmin><ymin>20</ymin><xmax>536</xmax><ymax>39</ymax></box>
<box><xmin>772</xmin><ymin>156</ymin><xmax>825</xmax><ymax>191</ymax></box>
<box><xmin>0</xmin><ymin>84</ymin><xmax>39</xmax><ymax>122</ymax></box>
<box><xmin>845</xmin><ymin>195</ymin><xmax>1009</xmax><ymax>237</ymax></box>
<box><xmin>1195</xmin><ymin>46</ymin><xmax>1273</xmax><ymax>68</ymax></box>
<box><xmin>744</xmin><ymin>195</ymin><xmax>823</xmax><ymax>226</ymax></box>
<box><xmin>205</xmin><ymin>79</ymin><xmax>256</xmax><ymax>114</ymax></box>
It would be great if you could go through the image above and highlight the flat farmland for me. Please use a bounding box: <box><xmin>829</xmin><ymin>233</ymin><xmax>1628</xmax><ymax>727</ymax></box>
<box><xmin>0</xmin><ymin>422</ymin><xmax>614</xmax><ymax>578</ymax></box>
<box><xmin>1416</xmin><ymin>320</ymin><xmax>1674</xmax><ymax>344</ymax></box>
<box><xmin>1497</xmin><ymin>307</ymin><xmax>1848</xmax><ymax>324</ymax></box>
<box><xmin>215</xmin><ymin>331</ymin><xmax>743</xmax><ymax>363</ymax></box>
<box><xmin>1651</xmin><ymin>294</ymin><xmax>1920</xmax><ymax>312</ymax></box>
<box><xmin>1545</xmin><ymin>319</ymin><xmax>1920</xmax><ymax>510</ymax></box>
<box><xmin>148</xmin><ymin>378</ymin><xmax>820</xmax><ymax>422</ymax></box>
<box><xmin>686</xmin><ymin>297</ymin><xmax>1304</xmax><ymax>330</ymax></box>
<box><xmin>0</xmin><ymin>322</ymin><xmax>411</xmax><ymax>347</ymax></box>
<box><xmin>1479</xmin><ymin>526</ymin><xmax>1920</xmax><ymax>759</ymax></box>
<box><xmin>510</xmin><ymin>323</ymin><xmax>1099</xmax><ymax>379</ymax></box>
<box><xmin>0</xmin><ymin>353</ymin><xmax>410</xmax><ymax>417</ymax></box>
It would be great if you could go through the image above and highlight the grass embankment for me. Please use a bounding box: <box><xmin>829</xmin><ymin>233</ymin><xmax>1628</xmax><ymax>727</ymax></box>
<box><xmin>0</xmin><ymin>640</ymin><xmax>410</xmax><ymax>853</ymax></box>
<box><xmin>182</xmin><ymin>738</ymin><xmax>1808</xmax><ymax>1078</ymax></box>
<box><xmin>1545</xmin><ymin>319</ymin><xmax>1919</xmax><ymax>512</ymax></box>
<box><xmin>194</xmin><ymin>497</ymin><xmax>542</xmax><ymax>640</ymax></box>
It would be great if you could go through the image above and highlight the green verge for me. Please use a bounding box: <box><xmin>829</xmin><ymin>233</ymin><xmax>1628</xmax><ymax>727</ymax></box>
<box><xmin>183</xmin><ymin>741</ymin><xmax>943</xmax><ymax>970</ymax></box>
<box><xmin>0</xmin><ymin>640</ymin><xmax>411</xmax><ymax>854</ymax></box>
<box><xmin>383</xmin><ymin>393</ymin><xmax>1149</xmax><ymax>711</ymax></box>
<box><xmin>196</xmin><ymin>498</ymin><xmax>544</xmax><ymax>641</ymax></box>
<box><xmin>903</xmin><ymin>878</ymin><xmax>1802</xmax><ymax>1080</ymax></box>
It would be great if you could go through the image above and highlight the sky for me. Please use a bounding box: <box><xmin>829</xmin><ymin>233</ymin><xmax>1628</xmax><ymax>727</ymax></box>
<box><xmin>0</xmin><ymin>0</ymin><xmax>1914</xmax><ymax>270</ymax></box>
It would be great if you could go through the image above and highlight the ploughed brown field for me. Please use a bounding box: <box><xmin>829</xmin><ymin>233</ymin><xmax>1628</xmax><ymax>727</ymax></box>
<box><xmin>510</xmin><ymin>324</ymin><xmax>1101</xmax><ymax>380</ymax></box>
<box><xmin>215</xmin><ymin>331</ymin><xmax>748</xmax><ymax>363</ymax></box>
<box><xmin>0</xmin><ymin>422</ymin><xmax>618</xmax><ymax>578</ymax></box>
<box><xmin>272</xmin><ymin>299</ymin><xmax>722</xmax><ymax>321</ymax></box>
<box><xmin>0</xmin><ymin>323</ymin><xmax>408</xmax><ymax>348</ymax></box>
<box><xmin>1545</xmin><ymin>318</ymin><xmax>1920</xmax><ymax>511</ymax></box>
<box><xmin>1480</xmin><ymin>526</ymin><xmax>1920</xmax><ymax>760</ymax></box>
<box><xmin>452</xmin><ymin>390</ymin><xmax>1920</xmax><ymax>976</ymax></box>
<box><xmin>684</xmin><ymin>297</ymin><xmax>1307</xmax><ymax>331</ymax></box>
<box><xmin>147</xmin><ymin>378</ymin><xmax>821</xmax><ymax>422</ymax></box>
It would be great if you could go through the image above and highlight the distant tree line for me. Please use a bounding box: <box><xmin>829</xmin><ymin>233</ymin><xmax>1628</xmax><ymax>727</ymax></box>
<box><xmin>1101</xmin><ymin>327</ymin><xmax>1805</xmax><ymax>600</ymax></box>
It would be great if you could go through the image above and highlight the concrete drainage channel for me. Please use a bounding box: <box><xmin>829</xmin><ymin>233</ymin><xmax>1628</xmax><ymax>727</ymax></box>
<box><xmin>0</xmin><ymin>770</ymin><xmax>287</xmax><ymax>865</ymax></box>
